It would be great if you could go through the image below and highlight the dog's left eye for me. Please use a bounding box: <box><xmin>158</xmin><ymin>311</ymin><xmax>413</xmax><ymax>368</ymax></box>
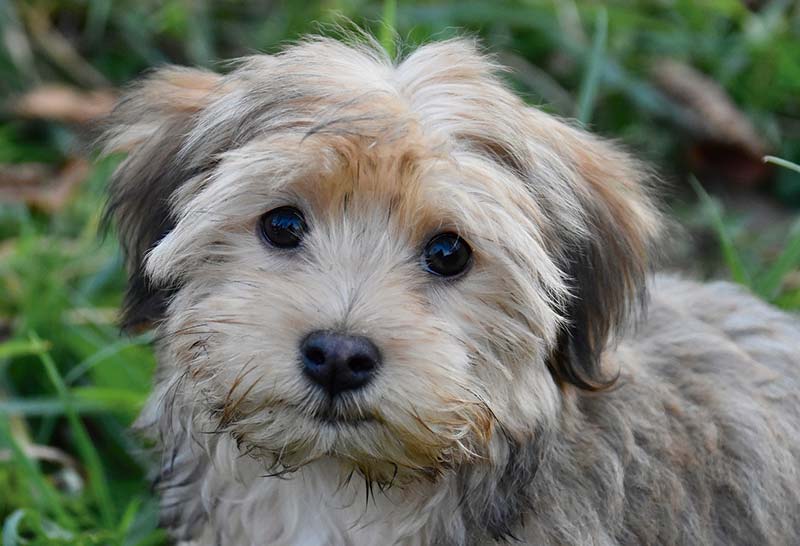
<box><xmin>259</xmin><ymin>206</ymin><xmax>307</xmax><ymax>248</ymax></box>
<box><xmin>423</xmin><ymin>233</ymin><xmax>472</xmax><ymax>277</ymax></box>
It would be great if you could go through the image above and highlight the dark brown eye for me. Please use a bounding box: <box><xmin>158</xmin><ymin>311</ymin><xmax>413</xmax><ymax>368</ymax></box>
<box><xmin>259</xmin><ymin>206</ymin><xmax>307</xmax><ymax>248</ymax></box>
<box><xmin>423</xmin><ymin>233</ymin><xmax>472</xmax><ymax>277</ymax></box>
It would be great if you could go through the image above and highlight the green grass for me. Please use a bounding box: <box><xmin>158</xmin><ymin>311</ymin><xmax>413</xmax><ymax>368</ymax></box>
<box><xmin>692</xmin><ymin>157</ymin><xmax>800</xmax><ymax>305</ymax></box>
<box><xmin>575</xmin><ymin>7</ymin><xmax>608</xmax><ymax>124</ymax></box>
<box><xmin>1</xmin><ymin>0</ymin><xmax>799</xmax><ymax>542</ymax></box>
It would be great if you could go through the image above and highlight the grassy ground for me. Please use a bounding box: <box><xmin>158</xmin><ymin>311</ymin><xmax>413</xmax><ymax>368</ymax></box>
<box><xmin>1</xmin><ymin>1</ymin><xmax>799</xmax><ymax>543</ymax></box>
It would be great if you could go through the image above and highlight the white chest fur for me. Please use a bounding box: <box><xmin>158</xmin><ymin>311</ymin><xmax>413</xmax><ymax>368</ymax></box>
<box><xmin>177</xmin><ymin>452</ymin><xmax>457</xmax><ymax>546</ymax></box>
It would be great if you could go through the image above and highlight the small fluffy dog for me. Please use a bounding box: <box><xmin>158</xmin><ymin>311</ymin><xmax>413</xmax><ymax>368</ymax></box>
<box><xmin>103</xmin><ymin>35</ymin><xmax>800</xmax><ymax>545</ymax></box>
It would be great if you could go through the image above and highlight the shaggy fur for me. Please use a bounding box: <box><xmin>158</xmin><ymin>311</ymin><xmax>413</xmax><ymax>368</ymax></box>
<box><xmin>102</xmin><ymin>35</ymin><xmax>800</xmax><ymax>545</ymax></box>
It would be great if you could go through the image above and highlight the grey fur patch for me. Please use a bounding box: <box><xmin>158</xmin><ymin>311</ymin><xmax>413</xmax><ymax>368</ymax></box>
<box><xmin>454</xmin><ymin>429</ymin><xmax>552</xmax><ymax>544</ymax></box>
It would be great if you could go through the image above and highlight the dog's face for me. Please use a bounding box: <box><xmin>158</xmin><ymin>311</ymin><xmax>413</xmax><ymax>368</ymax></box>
<box><xmin>105</xmin><ymin>37</ymin><xmax>659</xmax><ymax>482</ymax></box>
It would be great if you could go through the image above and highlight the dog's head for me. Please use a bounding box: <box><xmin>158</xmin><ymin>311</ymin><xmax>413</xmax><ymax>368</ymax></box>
<box><xmin>104</xmin><ymin>36</ymin><xmax>659</xmax><ymax>482</ymax></box>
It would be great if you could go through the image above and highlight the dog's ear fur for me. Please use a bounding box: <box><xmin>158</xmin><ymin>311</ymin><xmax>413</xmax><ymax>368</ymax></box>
<box><xmin>541</xmin><ymin>122</ymin><xmax>661</xmax><ymax>391</ymax></box>
<box><xmin>102</xmin><ymin>67</ymin><xmax>223</xmax><ymax>331</ymax></box>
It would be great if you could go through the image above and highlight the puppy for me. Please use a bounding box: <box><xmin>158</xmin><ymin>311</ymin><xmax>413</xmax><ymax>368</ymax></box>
<box><xmin>102</xmin><ymin>35</ymin><xmax>800</xmax><ymax>545</ymax></box>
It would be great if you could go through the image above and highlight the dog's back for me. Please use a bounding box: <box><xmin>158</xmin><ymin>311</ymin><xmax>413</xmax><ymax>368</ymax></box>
<box><xmin>522</xmin><ymin>276</ymin><xmax>800</xmax><ymax>545</ymax></box>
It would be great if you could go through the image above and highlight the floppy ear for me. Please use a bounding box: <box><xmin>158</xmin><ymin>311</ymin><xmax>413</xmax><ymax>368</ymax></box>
<box><xmin>102</xmin><ymin>67</ymin><xmax>223</xmax><ymax>331</ymax></box>
<box><xmin>540</xmin><ymin>121</ymin><xmax>661</xmax><ymax>391</ymax></box>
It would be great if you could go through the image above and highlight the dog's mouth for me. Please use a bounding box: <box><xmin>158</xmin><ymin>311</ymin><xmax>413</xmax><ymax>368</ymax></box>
<box><xmin>309</xmin><ymin>400</ymin><xmax>378</xmax><ymax>426</ymax></box>
<box><xmin>207</xmin><ymin>394</ymin><xmax>379</xmax><ymax>433</ymax></box>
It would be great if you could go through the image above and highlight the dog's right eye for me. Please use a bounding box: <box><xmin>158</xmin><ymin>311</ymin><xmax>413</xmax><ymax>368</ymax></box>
<box><xmin>259</xmin><ymin>206</ymin><xmax>307</xmax><ymax>249</ymax></box>
<box><xmin>423</xmin><ymin>232</ymin><xmax>472</xmax><ymax>277</ymax></box>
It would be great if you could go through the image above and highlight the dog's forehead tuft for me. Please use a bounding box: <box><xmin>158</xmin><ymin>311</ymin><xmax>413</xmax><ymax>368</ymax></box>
<box><xmin>179</xmin><ymin>37</ymin><xmax>527</xmax><ymax>172</ymax></box>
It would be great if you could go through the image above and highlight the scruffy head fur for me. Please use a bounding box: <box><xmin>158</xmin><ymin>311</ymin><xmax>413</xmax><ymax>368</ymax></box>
<box><xmin>104</xmin><ymin>35</ymin><xmax>800</xmax><ymax>545</ymax></box>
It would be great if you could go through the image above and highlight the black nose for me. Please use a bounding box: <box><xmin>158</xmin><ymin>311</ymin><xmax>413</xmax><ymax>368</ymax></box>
<box><xmin>300</xmin><ymin>331</ymin><xmax>381</xmax><ymax>396</ymax></box>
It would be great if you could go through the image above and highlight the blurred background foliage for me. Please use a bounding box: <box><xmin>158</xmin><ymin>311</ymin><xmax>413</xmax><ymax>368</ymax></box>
<box><xmin>0</xmin><ymin>0</ymin><xmax>799</xmax><ymax>543</ymax></box>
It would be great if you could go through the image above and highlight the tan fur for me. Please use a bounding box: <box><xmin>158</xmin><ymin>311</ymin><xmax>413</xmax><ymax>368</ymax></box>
<box><xmin>102</xmin><ymin>35</ymin><xmax>800</xmax><ymax>545</ymax></box>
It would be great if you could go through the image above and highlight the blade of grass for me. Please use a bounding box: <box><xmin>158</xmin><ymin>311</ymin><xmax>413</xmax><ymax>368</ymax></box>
<box><xmin>64</xmin><ymin>334</ymin><xmax>152</xmax><ymax>386</ymax></box>
<box><xmin>0</xmin><ymin>387</ymin><xmax>145</xmax><ymax>417</ymax></box>
<box><xmin>379</xmin><ymin>0</ymin><xmax>397</xmax><ymax>59</ymax></box>
<box><xmin>755</xmin><ymin>220</ymin><xmax>800</xmax><ymax>300</ymax></box>
<box><xmin>84</xmin><ymin>0</ymin><xmax>111</xmax><ymax>44</ymax></box>
<box><xmin>72</xmin><ymin>387</ymin><xmax>146</xmax><ymax>415</ymax></box>
<box><xmin>3</xmin><ymin>509</ymin><xmax>78</xmax><ymax>544</ymax></box>
<box><xmin>0</xmin><ymin>421</ymin><xmax>72</xmax><ymax>528</ymax></box>
<box><xmin>3</xmin><ymin>509</ymin><xmax>28</xmax><ymax>546</ymax></box>
<box><xmin>764</xmin><ymin>155</ymin><xmax>800</xmax><ymax>174</ymax></box>
<box><xmin>576</xmin><ymin>7</ymin><xmax>608</xmax><ymax>124</ymax></box>
<box><xmin>688</xmin><ymin>176</ymin><xmax>751</xmax><ymax>287</ymax></box>
<box><xmin>185</xmin><ymin>0</ymin><xmax>214</xmax><ymax>66</ymax></box>
<box><xmin>117</xmin><ymin>497</ymin><xmax>142</xmax><ymax>537</ymax></box>
<box><xmin>131</xmin><ymin>531</ymin><xmax>169</xmax><ymax>546</ymax></box>
<box><xmin>30</xmin><ymin>332</ymin><xmax>116</xmax><ymax>528</ymax></box>
<box><xmin>122</xmin><ymin>497</ymin><xmax>166</xmax><ymax>546</ymax></box>
<box><xmin>0</xmin><ymin>339</ymin><xmax>50</xmax><ymax>360</ymax></box>
<box><xmin>0</xmin><ymin>397</ymin><xmax>111</xmax><ymax>417</ymax></box>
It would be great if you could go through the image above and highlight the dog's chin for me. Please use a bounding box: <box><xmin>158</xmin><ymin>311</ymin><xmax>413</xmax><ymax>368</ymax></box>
<box><xmin>228</xmin><ymin>403</ymin><xmax>488</xmax><ymax>485</ymax></box>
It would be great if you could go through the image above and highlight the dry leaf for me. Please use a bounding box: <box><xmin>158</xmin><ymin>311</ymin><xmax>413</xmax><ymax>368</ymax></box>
<box><xmin>10</xmin><ymin>84</ymin><xmax>116</xmax><ymax>124</ymax></box>
<box><xmin>652</xmin><ymin>59</ymin><xmax>771</xmax><ymax>188</ymax></box>
<box><xmin>0</xmin><ymin>158</ymin><xmax>90</xmax><ymax>212</ymax></box>
<box><xmin>0</xmin><ymin>444</ymin><xmax>79</xmax><ymax>469</ymax></box>
<box><xmin>0</xmin><ymin>162</ymin><xmax>51</xmax><ymax>186</ymax></box>
<box><xmin>22</xmin><ymin>5</ymin><xmax>109</xmax><ymax>88</ymax></box>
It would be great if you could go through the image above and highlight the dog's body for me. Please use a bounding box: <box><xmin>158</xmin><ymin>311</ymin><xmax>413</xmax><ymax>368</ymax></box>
<box><xmin>103</xmin><ymin>36</ymin><xmax>800</xmax><ymax>545</ymax></box>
